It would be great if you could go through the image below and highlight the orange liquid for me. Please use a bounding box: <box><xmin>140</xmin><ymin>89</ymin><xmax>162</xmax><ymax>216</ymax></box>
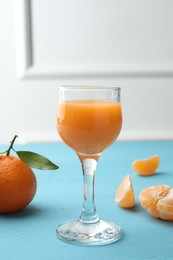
<box><xmin>57</xmin><ymin>100</ymin><xmax>122</xmax><ymax>156</ymax></box>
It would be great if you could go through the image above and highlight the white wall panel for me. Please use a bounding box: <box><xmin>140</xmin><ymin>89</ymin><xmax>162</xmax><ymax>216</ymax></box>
<box><xmin>15</xmin><ymin>0</ymin><xmax>173</xmax><ymax>79</ymax></box>
<box><xmin>0</xmin><ymin>0</ymin><xmax>173</xmax><ymax>144</ymax></box>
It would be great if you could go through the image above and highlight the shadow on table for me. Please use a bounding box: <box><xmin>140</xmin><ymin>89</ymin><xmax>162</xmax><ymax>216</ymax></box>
<box><xmin>0</xmin><ymin>205</ymin><xmax>47</xmax><ymax>219</ymax></box>
<box><xmin>140</xmin><ymin>171</ymin><xmax>173</xmax><ymax>178</ymax></box>
<box><xmin>132</xmin><ymin>203</ymin><xmax>173</xmax><ymax>227</ymax></box>
<box><xmin>123</xmin><ymin>203</ymin><xmax>142</xmax><ymax>213</ymax></box>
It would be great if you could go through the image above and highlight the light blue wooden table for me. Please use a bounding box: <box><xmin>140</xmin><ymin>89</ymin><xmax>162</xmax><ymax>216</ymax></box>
<box><xmin>0</xmin><ymin>141</ymin><xmax>173</xmax><ymax>260</ymax></box>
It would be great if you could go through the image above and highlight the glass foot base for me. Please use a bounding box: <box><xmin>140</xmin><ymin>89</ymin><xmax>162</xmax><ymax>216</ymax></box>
<box><xmin>56</xmin><ymin>219</ymin><xmax>122</xmax><ymax>246</ymax></box>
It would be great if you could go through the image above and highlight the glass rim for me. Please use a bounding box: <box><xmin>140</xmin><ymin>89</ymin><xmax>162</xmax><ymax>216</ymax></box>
<box><xmin>58</xmin><ymin>85</ymin><xmax>121</xmax><ymax>91</ymax></box>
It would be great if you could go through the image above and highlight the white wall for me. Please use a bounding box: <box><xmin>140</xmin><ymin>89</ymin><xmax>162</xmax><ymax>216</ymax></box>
<box><xmin>0</xmin><ymin>0</ymin><xmax>173</xmax><ymax>144</ymax></box>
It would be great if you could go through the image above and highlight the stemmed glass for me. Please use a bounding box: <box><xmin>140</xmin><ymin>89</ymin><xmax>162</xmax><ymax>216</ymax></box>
<box><xmin>56</xmin><ymin>86</ymin><xmax>123</xmax><ymax>246</ymax></box>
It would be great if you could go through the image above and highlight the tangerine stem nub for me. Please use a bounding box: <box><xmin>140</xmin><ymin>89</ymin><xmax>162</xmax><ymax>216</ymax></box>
<box><xmin>6</xmin><ymin>135</ymin><xmax>18</xmax><ymax>156</ymax></box>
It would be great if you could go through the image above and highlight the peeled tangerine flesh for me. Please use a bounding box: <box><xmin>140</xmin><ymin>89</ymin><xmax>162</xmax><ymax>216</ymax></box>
<box><xmin>115</xmin><ymin>175</ymin><xmax>135</xmax><ymax>208</ymax></box>
<box><xmin>157</xmin><ymin>188</ymin><xmax>173</xmax><ymax>220</ymax></box>
<box><xmin>139</xmin><ymin>185</ymin><xmax>173</xmax><ymax>221</ymax></box>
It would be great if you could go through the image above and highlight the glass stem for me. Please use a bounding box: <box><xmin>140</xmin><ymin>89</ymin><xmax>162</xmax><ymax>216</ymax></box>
<box><xmin>79</xmin><ymin>158</ymin><xmax>100</xmax><ymax>224</ymax></box>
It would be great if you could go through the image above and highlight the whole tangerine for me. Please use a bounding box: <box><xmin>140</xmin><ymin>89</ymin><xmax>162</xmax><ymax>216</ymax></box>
<box><xmin>0</xmin><ymin>155</ymin><xmax>37</xmax><ymax>213</ymax></box>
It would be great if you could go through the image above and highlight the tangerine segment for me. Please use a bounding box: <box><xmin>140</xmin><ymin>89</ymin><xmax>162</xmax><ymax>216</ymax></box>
<box><xmin>139</xmin><ymin>185</ymin><xmax>170</xmax><ymax>218</ymax></box>
<box><xmin>157</xmin><ymin>188</ymin><xmax>173</xmax><ymax>221</ymax></box>
<box><xmin>132</xmin><ymin>155</ymin><xmax>160</xmax><ymax>176</ymax></box>
<box><xmin>115</xmin><ymin>175</ymin><xmax>135</xmax><ymax>208</ymax></box>
<box><xmin>138</xmin><ymin>185</ymin><xmax>173</xmax><ymax>220</ymax></box>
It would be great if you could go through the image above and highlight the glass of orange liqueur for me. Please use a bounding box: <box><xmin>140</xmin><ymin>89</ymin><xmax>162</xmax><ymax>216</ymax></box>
<box><xmin>56</xmin><ymin>86</ymin><xmax>122</xmax><ymax>246</ymax></box>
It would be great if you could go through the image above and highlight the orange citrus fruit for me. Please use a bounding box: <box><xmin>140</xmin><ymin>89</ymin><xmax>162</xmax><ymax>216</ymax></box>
<box><xmin>157</xmin><ymin>188</ymin><xmax>173</xmax><ymax>220</ymax></box>
<box><xmin>139</xmin><ymin>185</ymin><xmax>173</xmax><ymax>221</ymax></box>
<box><xmin>0</xmin><ymin>155</ymin><xmax>37</xmax><ymax>213</ymax></box>
<box><xmin>132</xmin><ymin>155</ymin><xmax>160</xmax><ymax>176</ymax></box>
<box><xmin>115</xmin><ymin>175</ymin><xmax>135</xmax><ymax>208</ymax></box>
